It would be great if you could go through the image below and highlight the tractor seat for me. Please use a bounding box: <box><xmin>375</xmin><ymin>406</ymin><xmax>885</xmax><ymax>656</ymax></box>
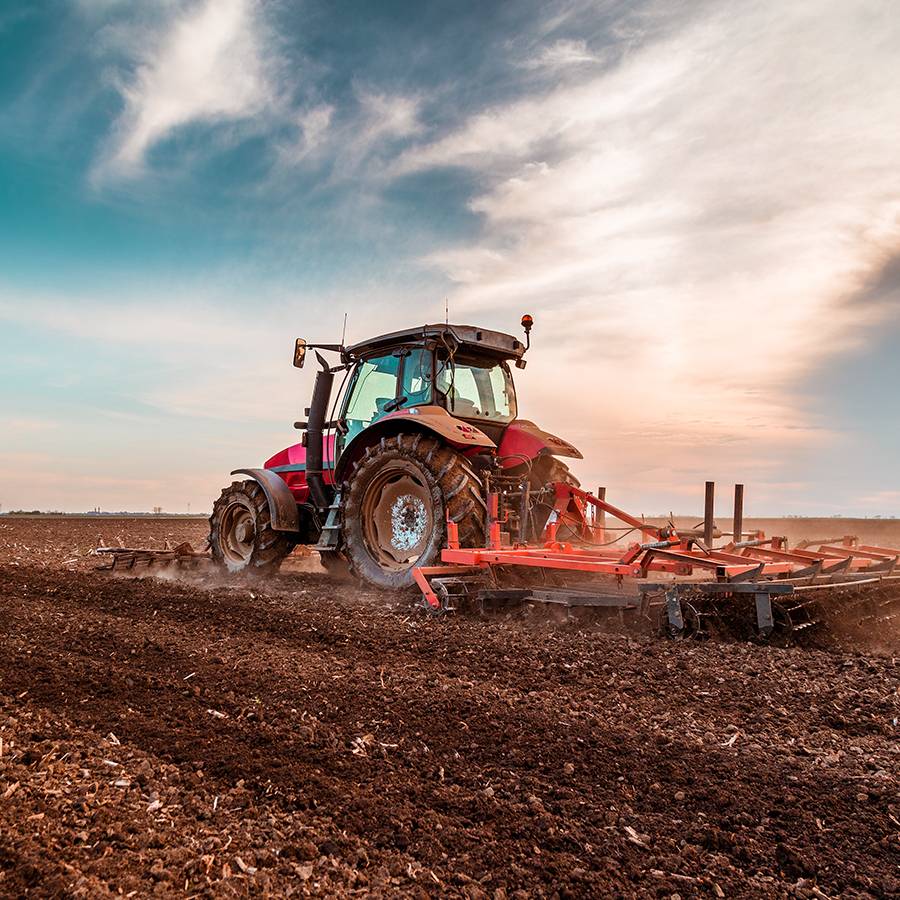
<box><xmin>434</xmin><ymin>388</ymin><xmax>480</xmax><ymax>420</ymax></box>
<box><xmin>448</xmin><ymin>397</ymin><xmax>480</xmax><ymax>418</ymax></box>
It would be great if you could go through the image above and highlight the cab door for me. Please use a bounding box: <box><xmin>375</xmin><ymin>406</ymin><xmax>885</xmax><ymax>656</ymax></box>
<box><xmin>334</xmin><ymin>348</ymin><xmax>434</xmax><ymax>462</ymax></box>
<box><xmin>335</xmin><ymin>352</ymin><xmax>400</xmax><ymax>461</ymax></box>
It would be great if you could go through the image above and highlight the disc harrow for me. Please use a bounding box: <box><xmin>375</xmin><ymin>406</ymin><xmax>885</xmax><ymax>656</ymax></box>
<box><xmin>414</xmin><ymin>482</ymin><xmax>900</xmax><ymax>642</ymax></box>
<box><xmin>94</xmin><ymin>541</ymin><xmax>211</xmax><ymax>573</ymax></box>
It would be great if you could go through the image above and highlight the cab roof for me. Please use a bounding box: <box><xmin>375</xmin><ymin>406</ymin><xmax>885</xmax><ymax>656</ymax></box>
<box><xmin>346</xmin><ymin>323</ymin><xmax>525</xmax><ymax>361</ymax></box>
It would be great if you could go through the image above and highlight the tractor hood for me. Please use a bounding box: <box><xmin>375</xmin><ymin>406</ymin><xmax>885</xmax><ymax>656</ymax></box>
<box><xmin>263</xmin><ymin>436</ymin><xmax>337</xmax><ymax>506</ymax></box>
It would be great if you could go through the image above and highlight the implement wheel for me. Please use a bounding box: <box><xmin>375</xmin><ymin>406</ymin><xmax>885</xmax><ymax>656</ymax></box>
<box><xmin>342</xmin><ymin>434</ymin><xmax>485</xmax><ymax>590</ymax></box>
<box><xmin>209</xmin><ymin>480</ymin><xmax>295</xmax><ymax>574</ymax></box>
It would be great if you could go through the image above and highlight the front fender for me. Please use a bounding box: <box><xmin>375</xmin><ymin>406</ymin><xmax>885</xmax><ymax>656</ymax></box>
<box><xmin>231</xmin><ymin>467</ymin><xmax>300</xmax><ymax>533</ymax></box>
<box><xmin>382</xmin><ymin>405</ymin><xmax>496</xmax><ymax>449</ymax></box>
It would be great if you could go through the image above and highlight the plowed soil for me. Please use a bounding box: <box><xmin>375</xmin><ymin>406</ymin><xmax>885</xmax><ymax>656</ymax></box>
<box><xmin>0</xmin><ymin>517</ymin><xmax>898</xmax><ymax>897</ymax></box>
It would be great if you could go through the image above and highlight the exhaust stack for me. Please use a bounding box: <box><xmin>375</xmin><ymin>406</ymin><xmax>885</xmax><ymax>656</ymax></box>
<box><xmin>306</xmin><ymin>351</ymin><xmax>334</xmax><ymax>510</ymax></box>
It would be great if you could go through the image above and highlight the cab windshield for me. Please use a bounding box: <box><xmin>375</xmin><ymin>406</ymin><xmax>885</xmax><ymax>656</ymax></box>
<box><xmin>436</xmin><ymin>354</ymin><xmax>516</xmax><ymax>423</ymax></box>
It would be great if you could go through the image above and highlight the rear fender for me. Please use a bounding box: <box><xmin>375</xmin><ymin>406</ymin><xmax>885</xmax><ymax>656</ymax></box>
<box><xmin>497</xmin><ymin>419</ymin><xmax>582</xmax><ymax>469</ymax></box>
<box><xmin>334</xmin><ymin>405</ymin><xmax>495</xmax><ymax>483</ymax></box>
<box><xmin>231</xmin><ymin>468</ymin><xmax>300</xmax><ymax>533</ymax></box>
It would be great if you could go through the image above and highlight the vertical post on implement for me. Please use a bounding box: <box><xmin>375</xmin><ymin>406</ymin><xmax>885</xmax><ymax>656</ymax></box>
<box><xmin>446</xmin><ymin>515</ymin><xmax>460</xmax><ymax>550</ymax></box>
<box><xmin>665</xmin><ymin>587</ymin><xmax>685</xmax><ymax>636</ymax></box>
<box><xmin>754</xmin><ymin>590</ymin><xmax>774</xmax><ymax>637</ymax></box>
<box><xmin>487</xmin><ymin>493</ymin><xmax>502</xmax><ymax>550</ymax></box>
<box><xmin>733</xmin><ymin>483</ymin><xmax>744</xmax><ymax>544</ymax></box>
<box><xmin>597</xmin><ymin>486</ymin><xmax>607</xmax><ymax>543</ymax></box>
<box><xmin>703</xmin><ymin>481</ymin><xmax>715</xmax><ymax>547</ymax></box>
<box><xmin>546</xmin><ymin>512</ymin><xmax>559</xmax><ymax>544</ymax></box>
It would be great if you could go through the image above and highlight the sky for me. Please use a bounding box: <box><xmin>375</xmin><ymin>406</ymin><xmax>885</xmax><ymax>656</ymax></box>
<box><xmin>1</xmin><ymin>0</ymin><xmax>899</xmax><ymax>517</ymax></box>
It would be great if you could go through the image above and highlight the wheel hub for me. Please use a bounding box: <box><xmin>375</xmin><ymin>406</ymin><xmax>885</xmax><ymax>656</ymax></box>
<box><xmin>221</xmin><ymin>503</ymin><xmax>256</xmax><ymax>564</ymax></box>
<box><xmin>390</xmin><ymin>495</ymin><xmax>428</xmax><ymax>551</ymax></box>
<box><xmin>362</xmin><ymin>464</ymin><xmax>435</xmax><ymax>570</ymax></box>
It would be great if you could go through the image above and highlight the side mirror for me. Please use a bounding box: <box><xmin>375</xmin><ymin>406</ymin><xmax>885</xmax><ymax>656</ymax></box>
<box><xmin>293</xmin><ymin>338</ymin><xmax>307</xmax><ymax>368</ymax></box>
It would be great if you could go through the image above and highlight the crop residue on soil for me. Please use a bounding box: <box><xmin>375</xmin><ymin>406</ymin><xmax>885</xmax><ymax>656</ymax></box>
<box><xmin>0</xmin><ymin>516</ymin><xmax>898</xmax><ymax>896</ymax></box>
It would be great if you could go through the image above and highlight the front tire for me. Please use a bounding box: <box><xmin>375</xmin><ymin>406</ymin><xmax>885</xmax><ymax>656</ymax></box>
<box><xmin>342</xmin><ymin>435</ymin><xmax>485</xmax><ymax>590</ymax></box>
<box><xmin>209</xmin><ymin>480</ymin><xmax>295</xmax><ymax>574</ymax></box>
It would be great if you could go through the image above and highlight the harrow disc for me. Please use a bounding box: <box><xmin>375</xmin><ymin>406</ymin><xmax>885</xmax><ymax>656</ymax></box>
<box><xmin>794</xmin><ymin>581</ymin><xmax>900</xmax><ymax>636</ymax></box>
<box><xmin>757</xmin><ymin>600</ymin><xmax>797</xmax><ymax>646</ymax></box>
<box><xmin>420</xmin><ymin>575</ymin><xmax>487</xmax><ymax>616</ymax></box>
<box><xmin>657</xmin><ymin>594</ymin><xmax>704</xmax><ymax>640</ymax></box>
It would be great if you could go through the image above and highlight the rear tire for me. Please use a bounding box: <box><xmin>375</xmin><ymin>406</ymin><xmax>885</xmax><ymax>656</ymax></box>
<box><xmin>209</xmin><ymin>480</ymin><xmax>295</xmax><ymax>574</ymax></box>
<box><xmin>342</xmin><ymin>434</ymin><xmax>485</xmax><ymax>590</ymax></box>
<box><xmin>528</xmin><ymin>455</ymin><xmax>580</xmax><ymax>491</ymax></box>
<box><xmin>528</xmin><ymin>455</ymin><xmax>580</xmax><ymax>541</ymax></box>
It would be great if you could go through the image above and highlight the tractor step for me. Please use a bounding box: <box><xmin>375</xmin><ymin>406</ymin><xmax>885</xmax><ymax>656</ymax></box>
<box><xmin>314</xmin><ymin>492</ymin><xmax>343</xmax><ymax>551</ymax></box>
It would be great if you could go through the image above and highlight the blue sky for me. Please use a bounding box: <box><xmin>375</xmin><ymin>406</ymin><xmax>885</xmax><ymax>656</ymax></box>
<box><xmin>1</xmin><ymin>0</ymin><xmax>898</xmax><ymax>515</ymax></box>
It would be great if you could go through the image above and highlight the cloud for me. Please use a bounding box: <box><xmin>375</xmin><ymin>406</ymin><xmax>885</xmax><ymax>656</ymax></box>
<box><xmin>95</xmin><ymin>0</ymin><xmax>273</xmax><ymax>180</ymax></box>
<box><xmin>336</xmin><ymin>88</ymin><xmax>422</xmax><ymax>175</ymax></box>
<box><xmin>1</xmin><ymin>417</ymin><xmax>57</xmax><ymax>435</ymax></box>
<box><xmin>72</xmin><ymin>0</ymin><xmax>134</xmax><ymax>12</ymax></box>
<box><xmin>520</xmin><ymin>39</ymin><xmax>600</xmax><ymax>71</ymax></box>
<box><xmin>0</xmin><ymin>293</ymin><xmax>287</xmax><ymax>424</ymax></box>
<box><xmin>89</xmin><ymin>1</ymin><xmax>422</xmax><ymax>186</ymax></box>
<box><xmin>276</xmin><ymin>104</ymin><xmax>335</xmax><ymax>166</ymax></box>
<box><xmin>859</xmin><ymin>490</ymin><xmax>900</xmax><ymax>507</ymax></box>
<box><xmin>277</xmin><ymin>87</ymin><xmax>422</xmax><ymax>179</ymax></box>
<box><xmin>0</xmin><ymin>281</ymin><xmax>403</xmax><ymax>425</ymax></box>
<box><xmin>394</xmin><ymin>0</ymin><xmax>900</xmax><ymax>496</ymax></box>
<box><xmin>9</xmin><ymin>0</ymin><xmax>899</xmax><ymax>514</ymax></box>
<box><xmin>0</xmin><ymin>280</ymin><xmax>314</xmax><ymax>511</ymax></box>
<box><xmin>0</xmin><ymin>290</ymin><xmax>257</xmax><ymax>349</ymax></box>
<box><xmin>356</xmin><ymin>89</ymin><xmax>420</xmax><ymax>138</ymax></box>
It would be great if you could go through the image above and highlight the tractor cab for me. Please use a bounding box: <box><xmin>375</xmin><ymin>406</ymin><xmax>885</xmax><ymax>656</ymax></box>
<box><xmin>338</xmin><ymin>324</ymin><xmax>523</xmax><ymax>452</ymax></box>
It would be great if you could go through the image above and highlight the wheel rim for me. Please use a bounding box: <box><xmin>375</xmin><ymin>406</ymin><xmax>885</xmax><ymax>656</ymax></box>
<box><xmin>361</xmin><ymin>461</ymin><xmax>435</xmax><ymax>570</ymax></box>
<box><xmin>220</xmin><ymin>501</ymin><xmax>256</xmax><ymax>565</ymax></box>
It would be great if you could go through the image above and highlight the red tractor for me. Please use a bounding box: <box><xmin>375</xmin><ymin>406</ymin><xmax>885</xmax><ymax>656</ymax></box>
<box><xmin>209</xmin><ymin>318</ymin><xmax>582</xmax><ymax>588</ymax></box>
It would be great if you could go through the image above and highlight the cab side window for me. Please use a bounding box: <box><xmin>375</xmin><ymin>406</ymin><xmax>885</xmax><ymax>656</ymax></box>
<box><xmin>343</xmin><ymin>354</ymin><xmax>399</xmax><ymax>444</ymax></box>
<box><xmin>400</xmin><ymin>349</ymin><xmax>433</xmax><ymax>407</ymax></box>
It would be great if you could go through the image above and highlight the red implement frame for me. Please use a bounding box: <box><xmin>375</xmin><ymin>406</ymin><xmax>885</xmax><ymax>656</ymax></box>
<box><xmin>414</xmin><ymin>484</ymin><xmax>900</xmax><ymax>610</ymax></box>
